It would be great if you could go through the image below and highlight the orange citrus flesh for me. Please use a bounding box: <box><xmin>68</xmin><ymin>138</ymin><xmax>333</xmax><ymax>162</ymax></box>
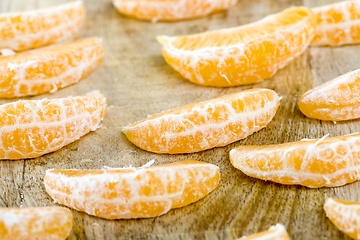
<box><xmin>0</xmin><ymin>1</ymin><xmax>85</xmax><ymax>52</ymax></box>
<box><xmin>324</xmin><ymin>197</ymin><xmax>360</xmax><ymax>240</ymax></box>
<box><xmin>299</xmin><ymin>68</ymin><xmax>360</xmax><ymax>121</ymax></box>
<box><xmin>311</xmin><ymin>1</ymin><xmax>360</xmax><ymax>46</ymax></box>
<box><xmin>230</xmin><ymin>133</ymin><xmax>360</xmax><ymax>188</ymax></box>
<box><xmin>0</xmin><ymin>93</ymin><xmax>106</xmax><ymax>160</ymax></box>
<box><xmin>112</xmin><ymin>0</ymin><xmax>238</xmax><ymax>21</ymax></box>
<box><xmin>44</xmin><ymin>160</ymin><xmax>220</xmax><ymax>219</ymax></box>
<box><xmin>236</xmin><ymin>224</ymin><xmax>290</xmax><ymax>240</ymax></box>
<box><xmin>159</xmin><ymin>7</ymin><xmax>316</xmax><ymax>87</ymax></box>
<box><xmin>123</xmin><ymin>88</ymin><xmax>280</xmax><ymax>154</ymax></box>
<box><xmin>0</xmin><ymin>38</ymin><xmax>104</xmax><ymax>98</ymax></box>
<box><xmin>0</xmin><ymin>206</ymin><xmax>72</xmax><ymax>240</ymax></box>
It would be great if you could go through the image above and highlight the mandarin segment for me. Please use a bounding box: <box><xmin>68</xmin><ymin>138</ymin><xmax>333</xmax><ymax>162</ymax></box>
<box><xmin>236</xmin><ymin>224</ymin><xmax>289</xmax><ymax>240</ymax></box>
<box><xmin>0</xmin><ymin>1</ymin><xmax>85</xmax><ymax>51</ymax></box>
<box><xmin>0</xmin><ymin>206</ymin><xmax>72</xmax><ymax>240</ymax></box>
<box><xmin>160</xmin><ymin>7</ymin><xmax>316</xmax><ymax>87</ymax></box>
<box><xmin>299</xmin><ymin>68</ymin><xmax>360</xmax><ymax>121</ymax></box>
<box><xmin>0</xmin><ymin>93</ymin><xmax>106</xmax><ymax>160</ymax></box>
<box><xmin>230</xmin><ymin>133</ymin><xmax>360</xmax><ymax>188</ymax></box>
<box><xmin>324</xmin><ymin>198</ymin><xmax>360</xmax><ymax>239</ymax></box>
<box><xmin>311</xmin><ymin>0</ymin><xmax>360</xmax><ymax>46</ymax></box>
<box><xmin>0</xmin><ymin>38</ymin><xmax>104</xmax><ymax>98</ymax></box>
<box><xmin>44</xmin><ymin>160</ymin><xmax>220</xmax><ymax>219</ymax></box>
<box><xmin>123</xmin><ymin>88</ymin><xmax>280</xmax><ymax>154</ymax></box>
<box><xmin>112</xmin><ymin>0</ymin><xmax>238</xmax><ymax>21</ymax></box>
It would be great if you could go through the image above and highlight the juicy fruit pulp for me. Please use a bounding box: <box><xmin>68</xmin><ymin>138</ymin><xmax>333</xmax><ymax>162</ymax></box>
<box><xmin>0</xmin><ymin>93</ymin><xmax>106</xmax><ymax>159</ymax></box>
<box><xmin>324</xmin><ymin>198</ymin><xmax>360</xmax><ymax>240</ymax></box>
<box><xmin>160</xmin><ymin>7</ymin><xmax>316</xmax><ymax>87</ymax></box>
<box><xmin>0</xmin><ymin>1</ymin><xmax>85</xmax><ymax>51</ymax></box>
<box><xmin>230</xmin><ymin>133</ymin><xmax>360</xmax><ymax>188</ymax></box>
<box><xmin>299</xmin><ymin>68</ymin><xmax>360</xmax><ymax>121</ymax></box>
<box><xmin>0</xmin><ymin>38</ymin><xmax>104</xmax><ymax>98</ymax></box>
<box><xmin>236</xmin><ymin>224</ymin><xmax>289</xmax><ymax>240</ymax></box>
<box><xmin>312</xmin><ymin>0</ymin><xmax>360</xmax><ymax>46</ymax></box>
<box><xmin>123</xmin><ymin>88</ymin><xmax>280</xmax><ymax>154</ymax></box>
<box><xmin>0</xmin><ymin>206</ymin><xmax>72</xmax><ymax>240</ymax></box>
<box><xmin>112</xmin><ymin>0</ymin><xmax>238</xmax><ymax>21</ymax></box>
<box><xmin>44</xmin><ymin>160</ymin><xmax>220</xmax><ymax>219</ymax></box>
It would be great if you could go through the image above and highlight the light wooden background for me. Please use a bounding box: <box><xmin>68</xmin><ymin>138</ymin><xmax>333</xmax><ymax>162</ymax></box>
<box><xmin>0</xmin><ymin>0</ymin><xmax>358</xmax><ymax>239</ymax></box>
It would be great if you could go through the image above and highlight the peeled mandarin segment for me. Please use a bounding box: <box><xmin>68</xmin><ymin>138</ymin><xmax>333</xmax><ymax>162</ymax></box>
<box><xmin>0</xmin><ymin>206</ymin><xmax>72</xmax><ymax>240</ymax></box>
<box><xmin>0</xmin><ymin>38</ymin><xmax>104</xmax><ymax>98</ymax></box>
<box><xmin>0</xmin><ymin>93</ymin><xmax>106</xmax><ymax>160</ymax></box>
<box><xmin>230</xmin><ymin>133</ymin><xmax>360</xmax><ymax>188</ymax></box>
<box><xmin>324</xmin><ymin>198</ymin><xmax>360</xmax><ymax>240</ymax></box>
<box><xmin>123</xmin><ymin>88</ymin><xmax>280</xmax><ymax>154</ymax></box>
<box><xmin>0</xmin><ymin>1</ymin><xmax>85</xmax><ymax>52</ymax></box>
<box><xmin>311</xmin><ymin>1</ymin><xmax>360</xmax><ymax>46</ymax></box>
<box><xmin>44</xmin><ymin>160</ymin><xmax>220</xmax><ymax>219</ymax></box>
<box><xmin>112</xmin><ymin>0</ymin><xmax>238</xmax><ymax>21</ymax></box>
<box><xmin>160</xmin><ymin>7</ymin><xmax>316</xmax><ymax>87</ymax></box>
<box><xmin>299</xmin><ymin>69</ymin><xmax>360</xmax><ymax>121</ymax></box>
<box><xmin>237</xmin><ymin>224</ymin><xmax>290</xmax><ymax>240</ymax></box>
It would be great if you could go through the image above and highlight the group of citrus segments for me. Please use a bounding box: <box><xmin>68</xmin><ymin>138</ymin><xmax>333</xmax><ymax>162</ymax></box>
<box><xmin>2</xmin><ymin>0</ymin><xmax>360</xmax><ymax>239</ymax></box>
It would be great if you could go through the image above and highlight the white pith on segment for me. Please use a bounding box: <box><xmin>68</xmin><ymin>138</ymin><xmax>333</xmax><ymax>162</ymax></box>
<box><xmin>0</xmin><ymin>38</ymin><xmax>104</xmax><ymax>98</ymax></box>
<box><xmin>299</xmin><ymin>68</ymin><xmax>360</xmax><ymax>121</ymax></box>
<box><xmin>324</xmin><ymin>198</ymin><xmax>360</xmax><ymax>239</ymax></box>
<box><xmin>161</xmin><ymin>7</ymin><xmax>316</xmax><ymax>87</ymax></box>
<box><xmin>311</xmin><ymin>0</ymin><xmax>360</xmax><ymax>46</ymax></box>
<box><xmin>238</xmin><ymin>224</ymin><xmax>289</xmax><ymax>240</ymax></box>
<box><xmin>44</xmin><ymin>160</ymin><xmax>220</xmax><ymax>219</ymax></box>
<box><xmin>230</xmin><ymin>133</ymin><xmax>360</xmax><ymax>188</ymax></box>
<box><xmin>0</xmin><ymin>1</ymin><xmax>85</xmax><ymax>51</ymax></box>
<box><xmin>0</xmin><ymin>93</ymin><xmax>106</xmax><ymax>159</ymax></box>
<box><xmin>123</xmin><ymin>88</ymin><xmax>280</xmax><ymax>154</ymax></box>
<box><xmin>112</xmin><ymin>0</ymin><xmax>237</xmax><ymax>21</ymax></box>
<box><xmin>0</xmin><ymin>206</ymin><xmax>72</xmax><ymax>240</ymax></box>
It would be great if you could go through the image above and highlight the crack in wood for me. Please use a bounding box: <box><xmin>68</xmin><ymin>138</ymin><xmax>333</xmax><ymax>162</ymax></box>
<box><xmin>19</xmin><ymin>160</ymin><xmax>25</xmax><ymax>207</ymax></box>
<box><xmin>0</xmin><ymin>194</ymin><xmax>8</xmax><ymax>207</ymax></box>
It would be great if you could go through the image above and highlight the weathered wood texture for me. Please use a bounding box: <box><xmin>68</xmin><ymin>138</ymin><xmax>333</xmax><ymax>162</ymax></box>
<box><xmin>0</xmin><ymin>0</ymin><xmax>358</xmax><ymax>239</ymax></box>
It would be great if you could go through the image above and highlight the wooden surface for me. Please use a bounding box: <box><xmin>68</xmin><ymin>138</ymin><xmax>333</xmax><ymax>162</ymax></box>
<box><xmin>0</xmin><ymin>0</ymin><xmax>359</xmax><ymax>239</ymax></box>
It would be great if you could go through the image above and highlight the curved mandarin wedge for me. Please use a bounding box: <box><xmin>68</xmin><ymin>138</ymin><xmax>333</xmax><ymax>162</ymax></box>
<box><xmin>299</xmin><ymin>69</ymin><xmax>360</xmax><ymax>121</ymax></box>
<box><xmin>0</xmin><ymin>38</ymin><xmax>104</xmax><ymax>98</ymax></box>
<box><xmin>0</xmin><ymin>1</ymin><xmax>85</xmax><ymax>51</ymax></box>
<box><xmin>0</xmin><ymin>206</ymin><xmax>72</xmax><ymax>240</ymax></box>
<box><xmin>0</xmin><ymin>92</ymin><xmax>106</xmax><ymax>160</ymax></box>
<box><xmin>123</xmin><ymin>88</ymin><xmax>280</xmax><ymax>154</ymax></box>
<box><xmin>112</xmin><ymin>0</ymin><xmax>238</xmax><ymax>21</ymax></box>
<box><xmin>236</xmin><ymin>224</ymin><xmax>289</xmax><ymax>240</ymax></box>
<box><xmin>44</xmin><ymin>160</ymin><xmax>220</xmax><ymax>219</ymax></box>
<box><xmin>159</xmin><ymin>7</ymin><xmax>316</xmax><ymax>87</ymax></box>
<box><xmin>230</xmin><ymin>133</ymin><xmax>360</xmax><ymax>188</ymax></box>
<box><xmin>311</xmin><ymin>0</ymin><xmax>360</xmax><ymax>46</ymax></box>
<box><xmin>324</xmin><ymin>197</ymin><xmax>360</xmax><ymax>240</ymax></box>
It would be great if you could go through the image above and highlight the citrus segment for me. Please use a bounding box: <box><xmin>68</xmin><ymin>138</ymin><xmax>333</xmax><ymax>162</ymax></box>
<box><xmin>123</xmin><ymin>88</ymin><xmax>280</xmax><ymax>154</ymax></box>
<box><xmin>299</xmin><ymin>68</ymin><xmax>360</xmax><ymax>121</ymax></box>
<box><xmin>236</xmin><ymin>224</ymin><xmax>289</xmax><ymax>240</ymax></box>
<box><xmin>0</xmin><ymin>38</ymin><xmax>104</xmax><ymax>98</ymax></box>
<box><xmin>324</xmin><ymin>197</ymin><xmax>360</xmax><ymax>239</ymax></box>
<box><xmin>112</xmin><ymin>0</ymin><xmax>238</xmax><ymax>21</ymax></box>
<box><xmin>160</xmin><ymin>7</ymin><xmax>316</xmax><ymax>87</ymax></box>
<box><xmin>0</xmin><ymin>93</ymin><xmax>106</xmax><ymax>159</ymax></box>
<box><xmin>311</xmin><ymin>0</ymin><xmax>360</xmax><ymax>46</ymax></box>
<box><xmin>0</xmin><ymin>206</ymin><xmax>72</xmax><ymax>240</ymax></box>
<box><xmin>230</xmin><ymin>133</ymin><xmax>360</xmax><ymax>188</ymax></box>
<box><xmin>44</xmin><ymin>160</ymin><xmax>220</xmax><ymax>219</ymax></box>
<box><xmin>0</xmin><ymin>1</ymin><xmax>85</xmax><ymax>52</ymax></box>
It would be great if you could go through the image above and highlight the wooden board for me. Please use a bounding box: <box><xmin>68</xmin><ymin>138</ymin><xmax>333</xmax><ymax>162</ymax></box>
<box><xmin>0</xmin><ymin>0</ymin><xmax>358</xmax><ymax>239</ymax></box>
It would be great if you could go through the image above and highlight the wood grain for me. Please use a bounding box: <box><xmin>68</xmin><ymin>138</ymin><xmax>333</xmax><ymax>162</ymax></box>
<box><xmin>0</xmin><ymin>0</ymin><xmax>357</xmax><ymax>239</ymax></box>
